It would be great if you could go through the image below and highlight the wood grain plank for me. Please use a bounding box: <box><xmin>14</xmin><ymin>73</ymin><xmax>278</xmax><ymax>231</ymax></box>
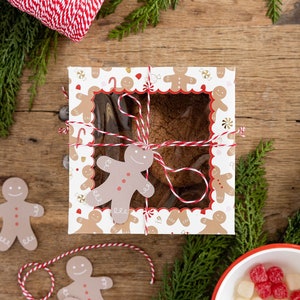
<box><xmin>1</xmin><ymin>0</ymin><xmax>299</xmax><ymax>298</ymax></box>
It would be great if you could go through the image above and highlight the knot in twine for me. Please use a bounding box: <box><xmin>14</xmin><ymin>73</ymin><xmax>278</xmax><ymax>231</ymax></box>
<box><xmin>18</xmin><ymin>243</ymin><xmax>155</xmax><ymax>300</ymax></box>
<box><xmin>64</xmin><ymin>66</ymin><xmax>245</xmax><ymax>234</ymax></box>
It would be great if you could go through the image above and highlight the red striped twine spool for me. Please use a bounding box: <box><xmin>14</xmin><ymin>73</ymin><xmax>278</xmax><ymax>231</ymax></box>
<box><xmin>7</xmin><ymin>0</ymin><xmax>104</xmax><ymax>41</ymax></box>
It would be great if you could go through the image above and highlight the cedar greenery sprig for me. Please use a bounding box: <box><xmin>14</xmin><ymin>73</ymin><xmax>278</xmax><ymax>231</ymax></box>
<box><xmin>26</xmin><ymin>29</ymin><xmax>58</xmax><ymax>110</ymax></box>
<box><xmin>283</xmin><ymin>210</ymin><xmax>300</xmax><ymax>245</ymax></box>
<box><xmin>0</xmin><ymin>0</ymin><xmax>57</xmax><ymax>137</ymax></box>
<box><xmin>154</xmin><ymin>140</ymin><xmax>274</xmax><ymax>300</ymax></box>
<box><xmin>230</xmin><ymin>139</ymin><xmax>274</xmax><ymax>259</ymax></box>
<box><xmin>98</xmin><ymin>0</ymin><xmax>179</xmax><ymax>40</ymax></box>
<box><xmin>266</xmin><ymin>0</ymin><xmax>283</xmax><ymax>23</ymax></box>
<box><xmin>97</xmin><ymin>0</ymin><xmax>124</xmax><ymax>18</ymax></box>
<box><xmin>154</xmin><ymin>235</ymin><xmax>233</xmax><ymax>300</ymax></box>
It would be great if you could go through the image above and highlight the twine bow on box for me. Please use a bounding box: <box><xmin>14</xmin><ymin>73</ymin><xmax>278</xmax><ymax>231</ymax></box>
<box><xmin>63</xmin><ymin>67</ymin><xmax>244</xmax><ymax>234</ymax></box>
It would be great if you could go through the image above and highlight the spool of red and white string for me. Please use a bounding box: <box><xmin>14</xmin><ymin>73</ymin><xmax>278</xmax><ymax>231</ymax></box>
<box><xmin>18</xmin><ymin>242</ymin><xmax>155</xmax><ymax>300</ymax></box>
<box><xmin>8</xmin><ymin>0</ymin><xmax>104</xmax><ymax>41</ymax></box>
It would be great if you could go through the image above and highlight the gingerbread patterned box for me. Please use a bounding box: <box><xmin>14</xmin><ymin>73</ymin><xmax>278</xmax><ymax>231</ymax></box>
<box><xmin>67</xmin><ymin>66</ymin><xmax>236</xmax><ymax>235</ymax></box>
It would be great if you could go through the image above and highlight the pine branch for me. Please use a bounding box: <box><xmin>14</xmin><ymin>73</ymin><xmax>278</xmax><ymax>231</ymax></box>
<box><xmin>266</xmin><ymin>0</ymin><xmax>282</xmax><ymax>23</ymax></box>
<box><xmin>154</xmin><ymin>140</ymin><xmax>274</xmax><ymax>300</ymax></box>
<box><xmin>283</xmin><ymin>210</ymin><xmax>300</xmax><ymax>245</ymax></box>
<box><xmin>106</xmin><ymin>0</ymin><xmax>179</xmax><ymax>40</ymax></box>
<box><xmin>26</xmin><ymin>28</ymin><xmax>58</xmax><ymax>110</ymax></box>
<box><xmin>231</xmin><ymin>139</ymin><xmax>274</xmax><ymax>259</ymax></box>
<box><xmin>97</xmin><ymin>0</ymin><xmax>124</xmax><ymax>18</ymax></box>
<box><xmin>0</xmin><ymin>2</ymin><xmax>36</xmax><ymax>137</ymax></box>
<box><xmin>154</xmin><ymin>235</ymin><xmax>233</xmax><ymax>300</ymax></box>
<box><xmin>0</xmin><ymin>1</ymin><xmax>57</xmax><ymax>136</ymax></box>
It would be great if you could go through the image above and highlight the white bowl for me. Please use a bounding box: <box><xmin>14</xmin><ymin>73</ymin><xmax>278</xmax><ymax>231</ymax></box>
<box><xmin>212</xmin><ymin>243</ymin><xmax>300</xmax><ymax>300</ymax></box>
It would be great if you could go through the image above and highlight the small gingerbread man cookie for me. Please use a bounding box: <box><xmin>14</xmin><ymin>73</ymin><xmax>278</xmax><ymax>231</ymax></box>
<box><xmin>71</xmin><ymin>86</ymin><xmax>99</xmax><ymax>123</ymax></box>
<box><xmin>211</xmin><ymin>166</ymin><xmax>234</xmax><ymax>203</ymax></box>
<box><xmin>211</xmin><ymin>86</ymin><xmax>228</xmax><ymax>121</ymax></box>
<box><xmin>163</xmin><ymin>67</ymin><xmax>197</xmax><ymax>92</ymax></box>
<box><xmin>85</xmin><ymin>144</ymin><xmax>155</xmax><ymax>224</ymax></box>
<box><xmin>199</xmin><ymin>211</ymin><xmax>227</xmax><ymax>234</ymax></box>
<box><xmin>57</xmin><ymin>256</ymin><xmax>113</xmax><ymax>300</ymax></box>
<box><xmin>0</xmin><ymin>177</ymin><xmax>44</xmax><ymax>251</ymax></box>
<box><xmin>75</xmin><ymin>209</ymin><xmax>103</xmax><ymax>234</ymax></box>
<box><xmin>110</xmin><ymin>210</ymin><xmax>138</xmax><ymax>233</ymax></box>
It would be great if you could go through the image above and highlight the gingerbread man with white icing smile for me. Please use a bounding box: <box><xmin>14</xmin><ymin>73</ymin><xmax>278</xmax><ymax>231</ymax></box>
<box><xmin>57</xmin><ymin>256</ymin><xmax>113</xmax><ymax>300</ymax></box>
<box><xmin>0</xmin><ymin>177</ymin><xmax>44</xmax><ymax>251</ymax></box>
<box><xmin>85</xmin><ymin>144</ymin><xmax>154</xmax><ymax>224</ymax></box>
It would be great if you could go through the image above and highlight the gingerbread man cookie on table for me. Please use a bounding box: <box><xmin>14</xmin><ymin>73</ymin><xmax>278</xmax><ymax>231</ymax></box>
<box><xmin>85</xmin><ymin>144</ymin><xmax>154</xmax><ymax>224</ymax></box>
<box><xmin>0</xmin><ymin>177</ymin><xmax>44</xmax><ymax>251</ymax></box>
<box><xmin>57</xmin><ymin>256</ymin><xmax>113</xmax><ymax>300</ymax></box>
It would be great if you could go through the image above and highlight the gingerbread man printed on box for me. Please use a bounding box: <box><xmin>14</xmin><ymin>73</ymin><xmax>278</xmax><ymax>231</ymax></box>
<box><xmin>85</xmin><ymin>144</ymin><xmax>154</xmax><ymax>224</ymax></box>
<box><xmin>0</xmin><ymin>177</ymin><xmax>44</xmax><ymax>251</ymax></box>
<box><xmin>57</xmin><ymin>256</ymin><xmax>113</xmax><ymax>300</ymax></box>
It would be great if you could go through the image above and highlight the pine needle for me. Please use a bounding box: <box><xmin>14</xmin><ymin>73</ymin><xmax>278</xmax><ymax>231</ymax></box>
<box><xmin>266</xmin><ymin>0</ymin><xmax>283</xmax><ymax>23</ymax></box>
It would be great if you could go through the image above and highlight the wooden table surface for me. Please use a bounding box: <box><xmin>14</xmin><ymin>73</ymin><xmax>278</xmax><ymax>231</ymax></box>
<box><xmin>1</xmin><ymin>1</ymin><xmax>299</xmax><ymax>299</ymax></box>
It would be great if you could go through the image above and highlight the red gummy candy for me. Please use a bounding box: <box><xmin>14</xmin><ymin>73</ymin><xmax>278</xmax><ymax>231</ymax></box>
<box><xmin>267</xmin><ymin>266</ymin><xmax>284</xmax><ymax>283</ymax></box>
<box><xmin>255</xmin><ymin>281</ymin><xmax>272</xmax><ymax>299</ymax></box>
<box><xmin>250</xmin><ymin>264</ymin><xmax>268</xmax><ymax>283</ymax></box>
<box><xmin>271</xmin><ymin>282</ymin><xmax>288</xmax><ymax>299</ymax></box>
<box><xmin>291</xmin><ymin>290</ymin><xmax>300</xmax><ymax>300</ymax></box>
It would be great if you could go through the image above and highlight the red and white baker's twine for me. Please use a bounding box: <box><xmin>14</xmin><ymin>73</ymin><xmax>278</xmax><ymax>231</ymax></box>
<box><xmin>8</xmin><ymin>0</ymin><xmax>104</xmax><ymax>41</ymax></box>
<box><xmin>18</xmin><ymin>242</ymin><xmax>155</xmax><ymax>300</ymax></box>
<box><xmin>61</xmin><ymin>66</ymin><xmax>245</xmax><ymax>234</ymax></box>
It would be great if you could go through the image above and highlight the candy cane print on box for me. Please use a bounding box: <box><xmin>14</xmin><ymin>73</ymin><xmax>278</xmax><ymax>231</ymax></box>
<box><xmin>67</xmin><ymin>66</ymin><xmax>238</xmax><ymax>234</ymax></box>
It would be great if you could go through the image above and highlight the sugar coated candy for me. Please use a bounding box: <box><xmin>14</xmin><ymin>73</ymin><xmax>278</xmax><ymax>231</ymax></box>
<box><xmin>267</xmin><ymin>266</ymin><xmax>284</xmax><ymax>284</ymax></box>
<box><xmin>250</xmin><ymin>264</ymin><xmax>268</xmax><ymax>284</ymax></box>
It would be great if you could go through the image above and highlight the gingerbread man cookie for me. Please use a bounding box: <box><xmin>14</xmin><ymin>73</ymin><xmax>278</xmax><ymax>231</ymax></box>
<box><xmin>80</xmin><ymin>166</ymin><xmax>95</xmax><ymax>191</ymax></box>
<box><xmin>57</xmin><ymin>256</ymin><xmax>113</xmax><ymax>300</ymax></box>
<box><xmin>199</xmin><ymin>210</ymin><xmax>227</xmax><ymax>234</ymax></box>
<box><xmin>69</xmin><ymin>125</ymin><xmax>85</xmax><ymax>160</ymax></box>
<box><xmin>85</xmin><ymin>144</ymin><xmax>155</xmax><ymax>224</ymax></box>
<box><xmin>211</xmin><ymin>86</ymin><xmax>228</xmax><ymax>121</ymax></box>
<box><xmin>166</xmin><ymin>209</ymin><xmax>190</xmax><ymax>227</ymax></box>
<box><xmin>108</xmin><ymin>76</ymin><xmax>134</xmax><ymax>92</ymax></box>
<box><xmin>211</xmin><ymin>166</ymin><xmax>234</xmax><ymax>203</ymax></box>
<box><xmin>75</xmin><ymin>209</ymin><xmax>103</xmax><ymax>234</ymax></box>
<box><xmin>0</xmin><ymin>177</ymin><xmax>44</xmax><ymax>251</ymax></box>
<box><xmin>110</xmin><ymin>210</ymin><xmax>138</xmax><ymax>233</ymax></box>
<box><xmin>163</xmin><ymin>67</ymin><xmax>197</xmax><ymax>92</ymax></box>
<box><xmin>71</xmin><ymin>86</ymin><xmax>99</xmax><ymax>123</ymax></box>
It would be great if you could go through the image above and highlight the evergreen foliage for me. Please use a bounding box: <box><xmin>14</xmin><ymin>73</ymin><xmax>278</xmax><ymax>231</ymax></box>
<box><xmin>0</xmin><ymin>0</ymin><xmax>57</xmax><ymax>137</ymax></box>
<box><xmin>283</xmin><ymin>210</ymin><xmax>300</xmax><ymax>245</ymax></box>
<box><xmin>231</xmin><ymin>140</ymin><xmax>274</xmax><ymax>258</ymax></box>
<box><xmin>97</xmin><ymin>0</ymin><xmax>179</xmax><ymax>40</ymax></box>
<box><xmin>266</xmin><ymin>0</ymin><xmax>283</xmax><ymax>23</ymax></box>
<box><xmin>1</xmin><ymin>0</ymin><xmax>282</xmax><ymax>136</ymax></box>
<box><xmin>154</xmin><ymin>140</ymin><xmax>275</xmax><ymax>300</ymax></box>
